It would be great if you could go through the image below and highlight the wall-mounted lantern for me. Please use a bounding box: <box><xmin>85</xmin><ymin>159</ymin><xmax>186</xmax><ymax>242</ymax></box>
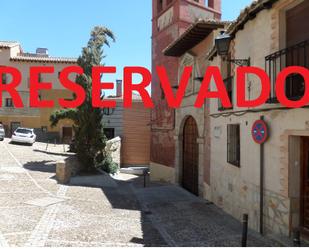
<box><xmin>215</xmin><ymin>31</ymin><xmax>250</xmax><ymax>67</ymax></box>
<box><xmin>103</xmin><ymin>108</ymin><xmax>115</xmax><ymax>116</ymax></box>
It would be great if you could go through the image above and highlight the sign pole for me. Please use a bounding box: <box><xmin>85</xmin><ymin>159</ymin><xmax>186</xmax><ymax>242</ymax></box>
<box><xmin>259</xmin><ymin>115</ymin><xmax>265</xmax><ymax>235</ymax></box>
<box><xmin>251</xmin><ymin>116</ymin><xmax>268</xmax><ymax>235</ymax></box>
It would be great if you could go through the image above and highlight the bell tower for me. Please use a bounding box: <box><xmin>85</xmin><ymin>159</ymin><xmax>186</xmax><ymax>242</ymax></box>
<box><xmin>150</xmin><ymin>0</ymin><xmax>221</xmax><ymax>174</ymax></box>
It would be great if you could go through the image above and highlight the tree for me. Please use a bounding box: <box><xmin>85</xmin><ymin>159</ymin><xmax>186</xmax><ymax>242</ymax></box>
<box><xmin>50</xmin><ymin>26</ymin><xmax>116</xmax><ymax>172</ymax></box>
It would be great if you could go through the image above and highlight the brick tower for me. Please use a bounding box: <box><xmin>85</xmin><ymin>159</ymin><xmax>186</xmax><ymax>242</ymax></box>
<box><xmin>151</xmin><ymin>0</ymin><xmax>221</xmax><ymax>178</ymax></box>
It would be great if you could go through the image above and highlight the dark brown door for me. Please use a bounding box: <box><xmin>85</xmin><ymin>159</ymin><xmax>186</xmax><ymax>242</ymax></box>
<box><xmin>285</xmin><ymin>1</ymin><xmax>309</xmax><ymax>100</ymax></box>
<box><xmin>182</xmin><ymin>116</ymin><xmax>198</xmax><ymax>196</ymax></box>
<box><xmin>301</xmin><ymin>137</ymin><xmax>309</xmax><ymax>234</ymax></box>
<box><xmin>62</xmin><ymin>127</ymin><xmax>73</xmax><ymax>143</ymax></box>
<box><xmin>286</xmin><ymin>0</ymin><xmax>309</xmax><ymax>47</ymax></box>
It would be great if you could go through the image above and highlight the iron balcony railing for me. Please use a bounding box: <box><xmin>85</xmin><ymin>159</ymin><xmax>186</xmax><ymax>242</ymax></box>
<box><xmin>265</xmin><ymin>39</ymin><xmax>309</xmax><ymax>103</ymax></box>
<box><xmin>218</xmin><ymin>76</ymin><xmax>233</xmax><ymax>111</ymax></box>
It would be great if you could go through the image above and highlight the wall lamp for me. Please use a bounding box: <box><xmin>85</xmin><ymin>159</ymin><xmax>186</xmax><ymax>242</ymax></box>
<box><xmin>215</xmin><ymin>31</ymin><xmax>250</xmax><ymax>67</ymax></box>
<box><xmin>103</xmin><ymin>108</ymin><xmax>115</xmax><ymax>116</ymax></box>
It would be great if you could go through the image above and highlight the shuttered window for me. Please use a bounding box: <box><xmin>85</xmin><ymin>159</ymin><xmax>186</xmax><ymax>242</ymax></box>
<box><xmin>5</xmin><ymin>98</ymin><xmax>13</xmax><ymax>107</ymax></box>
<box><xmin>227</xmin><ymin>124</ymin><xmax>240</xmax><ymax>167</ymax></box>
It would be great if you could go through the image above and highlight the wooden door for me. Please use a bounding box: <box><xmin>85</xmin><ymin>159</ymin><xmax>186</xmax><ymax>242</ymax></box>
<box><xmin>10</xmin><ymin>122</ymin><xmax>21</xmax><ymax>136</ymax></box>
<box><xmin>182</xmin><ymin>116</ymin><xmax>199</xmax><ymax>196</ymax></box>
<box><xmin>301</xmin><ymin>137</ymin><xmax>309</xmax><ymax>234</ymax></box>
<box><xmin>62</xmin><ymin>127</ymin><xmax>73</xmax><ymax>143</ymax></box>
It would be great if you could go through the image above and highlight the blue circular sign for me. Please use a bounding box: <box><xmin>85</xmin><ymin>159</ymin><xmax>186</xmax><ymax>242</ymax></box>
<box><xmin>252</xmin><ymin>120</ymin><xmax>268</xmax><ymax>144</ymax></box>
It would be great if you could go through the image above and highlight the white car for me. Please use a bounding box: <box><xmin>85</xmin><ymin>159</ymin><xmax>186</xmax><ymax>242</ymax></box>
<box><xmin>0</xmin><ymin>125</ymin><xmax>5</xmax><ymax>141</ymax></box>
<box><xmin>11</xmin><ymin>128</ymin><xmax>36</xmax><ymax>145</ymax></box>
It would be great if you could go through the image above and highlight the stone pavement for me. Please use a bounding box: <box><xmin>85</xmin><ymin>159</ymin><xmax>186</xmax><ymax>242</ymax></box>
<box><xmin>0</xmin><ymin>138</ymin><xmax>279</xmax><ymax>247</ymax></box>
<box><xmin>129</xmin><ymin>177</ymin><xmax>281</xmax><ymax>247</ymax></box>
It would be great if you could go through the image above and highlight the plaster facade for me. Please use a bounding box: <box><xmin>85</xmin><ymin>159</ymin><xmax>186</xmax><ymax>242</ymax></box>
<box><xmin>0</xmin><ymin>42</ymin><xmax>76</xmax><ymax>142</ymax></box>
<box><xmin>208</xmin><ymin>0</ymin><xmax>309</xmax><ymax>237</ymax></box>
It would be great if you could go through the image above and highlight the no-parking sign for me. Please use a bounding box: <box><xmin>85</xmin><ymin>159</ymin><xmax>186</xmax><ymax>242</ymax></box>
<box><xmin>251</xmin><ymin>120</ymin><xmax>268</xmax><ymax>144</ymax></box>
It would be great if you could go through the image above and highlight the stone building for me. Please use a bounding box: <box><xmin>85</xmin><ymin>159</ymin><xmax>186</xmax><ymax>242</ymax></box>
<box><xmin>152</xmin><ymin>0</ymin><xmax>309</xmax><ymax>241</ymax></box>
<box><xmin>0</xmin><ymin>41</ymin><xmax>76</xmax><ymax>142</ymax></box>
<box><xmin>163</xmin><ymin>19</ymin><xmax>226</xmax><ymax>195</ymax></box>
<box><xmin>207</xmin><ymin>0</ymin><xmax>309</xmax><ymax>238</ymax></box>
<box><xmin>151</xmin><ymin>0</ymin><xmax>222</xmax><ymax>183</ymax></box>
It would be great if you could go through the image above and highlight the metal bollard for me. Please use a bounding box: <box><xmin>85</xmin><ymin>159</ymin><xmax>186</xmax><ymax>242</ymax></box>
<box><xmin>293</xmin><ymin>229</ymin><xmax>301</xmax><ymax>247</ymax></box>
<box><xmin>54</xmin><ymin>138</ymin><xmax>57</xmax><ymax>147</ymax></box>
<box><xmin>45</xmin><ymin>140</ymin><xmax>49</xmax><ymax>151</ymax></box>
<box><xmin>143</xmin><ymin>170</ymin><xmax>147</xmax><ymax>188</ymax></box>
<box><xmin>242</xmin><ymin>214</ymin><xmax>248</xmax><ymax>247</ymax></box>
<box><xmin>143</xmin><ymin>169</ymin><xmax>149</xmax><ymax>188</ymax></box>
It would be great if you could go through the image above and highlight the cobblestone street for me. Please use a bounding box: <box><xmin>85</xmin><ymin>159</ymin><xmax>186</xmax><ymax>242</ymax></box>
<box><xmin>0</xmin><ymin>139</ymin><xmax>278</xmax><ymax>247</ymax></box>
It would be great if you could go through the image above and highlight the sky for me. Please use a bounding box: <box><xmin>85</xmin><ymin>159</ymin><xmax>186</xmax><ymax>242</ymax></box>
<box><xmin>0</xmin><ymin>0</ymin><xmax>253</xmax><ymax>95</ymax></box>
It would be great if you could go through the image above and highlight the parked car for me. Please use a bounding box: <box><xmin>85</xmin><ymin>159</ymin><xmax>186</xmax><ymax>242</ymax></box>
<box><xmin>11</xmin><ymin>127</ymin><xmax>36</xmax><ymax>145</ymax></box>
<box><xmin>0</xmin><ymin>124</ymin><xmax>5</xmax><ymax>141</ymax></box>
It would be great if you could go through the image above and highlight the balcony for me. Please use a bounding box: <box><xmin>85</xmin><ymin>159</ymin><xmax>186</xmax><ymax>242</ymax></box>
<box><xmin>265</xmin><ymin>40</ymin><xmax>309</xmax><ymax>103</ymax></box>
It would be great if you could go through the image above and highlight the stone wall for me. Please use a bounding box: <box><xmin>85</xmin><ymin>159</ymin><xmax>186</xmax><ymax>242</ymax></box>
<box><xmin>105</xmin><ymin>137</ymin><xmax>121</xmax><ymax>167</ymax></box>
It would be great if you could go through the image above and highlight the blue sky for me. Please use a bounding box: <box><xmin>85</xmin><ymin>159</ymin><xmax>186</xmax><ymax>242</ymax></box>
<box><xmin>0</xmin><ymin>0</ymin><xmax>252</xmax><ymax>94</ymax></box>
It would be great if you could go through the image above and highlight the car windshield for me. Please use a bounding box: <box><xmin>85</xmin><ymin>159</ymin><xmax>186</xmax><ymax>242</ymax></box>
<box><xmin>16</xmin><ymin>129</ymin><xmax>32</xmax><ymax>134</ymax></box>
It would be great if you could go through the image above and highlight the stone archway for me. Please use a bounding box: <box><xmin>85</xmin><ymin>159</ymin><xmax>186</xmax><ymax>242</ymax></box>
<box><xmin>182</xmin><ymin>116</ymin><xmax>199</xmax><ymax>195</ymax></box>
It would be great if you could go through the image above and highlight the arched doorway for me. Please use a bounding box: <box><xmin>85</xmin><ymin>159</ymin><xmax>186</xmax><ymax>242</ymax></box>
<box><xmin>182</xmin><ymin>116</ymin><xmax>199</xmax><ymax>195</ymax></box>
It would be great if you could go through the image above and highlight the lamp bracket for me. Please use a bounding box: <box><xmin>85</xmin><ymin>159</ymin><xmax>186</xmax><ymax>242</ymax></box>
<box><xmin>224</xmin><ymin>57</ymin><xmax>250</xmax><ymax>66</ymax></box>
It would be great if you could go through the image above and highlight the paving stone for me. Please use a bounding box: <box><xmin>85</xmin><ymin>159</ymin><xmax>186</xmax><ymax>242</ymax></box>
<box><xmin>0</xmin><ymin>139</ymin><xmax>280</xmax><ymax>246</ymax></box>
<box><xmin>24</xmin><ymin>197</ymin><xmax>65</xmax><ymax>207</ymax></box>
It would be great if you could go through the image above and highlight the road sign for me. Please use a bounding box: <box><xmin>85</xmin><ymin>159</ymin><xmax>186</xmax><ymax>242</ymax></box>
<box><xmin>252</xmin><ymin>120</ymin><xmax>268</xmax><ymax>144</ymax></box>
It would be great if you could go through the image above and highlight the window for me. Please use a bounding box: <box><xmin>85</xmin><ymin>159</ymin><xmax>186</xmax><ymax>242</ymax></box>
<box><xmin>219</xmin><ymin>54</ymin><xmax>233</xmax><ymax>110</ymax></box>
<box><xmin>227</xmin><ymin>124</ymin><xmax>240</xmax><ymax>167</ymax></box>
<box><xmin>2</xmin><ymin>73</ymin><xmax>7</xmax><ymax>84</ymax></box>
<box><xmin>208</xmin><ymin>0</ymin><xmax>214</xmax><ymax>8</ymax></box>
<box><xmin>218</xmin><ymin>76</ymin><xmax>233</xmax><ymax>111</ymax></box>
<box><xmin>104</xmin><ymin>128</ymin><xmax>115</xmax><ymax>140</ymax></box>
<box><xmin>5</xmin><ymin>98</ymin><xmax>13</xmax><ymax>107</ymax></box>
<box><xmin>160</xmin><ymin>85</ymin><xmax>165</xmax><ymax>100</ymax></box>
<box><xmin>157</xmin><ymin>0</ymin><xmax>163</xmax><ymax>13</ymax></box>
<box><xmin>180</xmin><ymin>54</ymin><xmax>194</xmax><ymax>96</ymax></box>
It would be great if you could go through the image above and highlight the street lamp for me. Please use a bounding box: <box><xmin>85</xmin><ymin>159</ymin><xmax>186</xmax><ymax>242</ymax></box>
<box><xmin>215</xmin><ymin>31</ymin><xmax>250</xmax><ymax>66</ymax></box>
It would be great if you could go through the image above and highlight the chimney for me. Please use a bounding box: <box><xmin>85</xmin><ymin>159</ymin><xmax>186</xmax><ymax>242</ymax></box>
<box><xmin>36</xmin><ymin>48</ymin><xmax>49</xmax><ymax>57</ymax></box>
<box><xmin>116</xmin><ymin>80</ymin><xmax>122</xmax><ymax>97</ymax></box>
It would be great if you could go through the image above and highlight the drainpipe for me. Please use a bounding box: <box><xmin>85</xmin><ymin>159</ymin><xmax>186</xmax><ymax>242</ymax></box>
<box><xmin>260</xmin><ymin>115</ymin><xmax>265</xmax><ymax>235</ymax></box>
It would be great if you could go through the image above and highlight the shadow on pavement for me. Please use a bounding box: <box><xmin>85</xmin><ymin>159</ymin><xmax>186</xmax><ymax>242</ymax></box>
<box><xmin>23</xmin><ymin>160</ymin><xmax>56</xmax><ymax>173</ymax></box>
<box><xmin>22</xmin><ymin>156</ymin><xmax>167</xmax><ymax>246</ymax></box>
<box><xmin>33</xmin><ymin>148</ymin><xmax>73</xmax><ymax>157</ymax></box>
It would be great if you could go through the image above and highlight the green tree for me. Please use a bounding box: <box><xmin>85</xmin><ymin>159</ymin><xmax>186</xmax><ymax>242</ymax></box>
<box><xmin>50</xmin><ymin>26</ymin><xmax>116</xmax><ymax>172</ymax></box>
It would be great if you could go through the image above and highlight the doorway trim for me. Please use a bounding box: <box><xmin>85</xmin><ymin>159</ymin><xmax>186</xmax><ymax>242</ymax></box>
<box><xmin>175</xmin><ymin>113</ymin><xmax>205</xmax><ymax>196</ymax></box>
